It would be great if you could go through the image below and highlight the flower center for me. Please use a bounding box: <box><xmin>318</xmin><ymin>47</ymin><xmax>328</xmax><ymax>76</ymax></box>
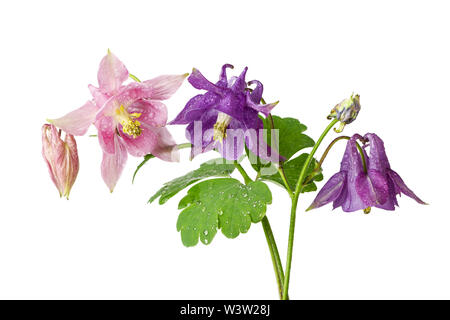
<box><xmin>213</xmin><ymin>112</ymin><xmax>232</xmax><ymax>142</ymax></box>
<box><xmin>115</xmin><ymin>105</ymin><xmax>142</xmax><ymax>138</ymax></box>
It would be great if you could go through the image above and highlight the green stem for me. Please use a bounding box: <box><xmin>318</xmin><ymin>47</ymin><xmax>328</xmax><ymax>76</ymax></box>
<box><xmin>132</xmin><ymin>143</ymin><xmax>192</xmax><ymax>183</ymax></box>
<box><xmin>266</xmin><ymin>113</ymin><xmax>292</xmax><ymax>197</ymax></box>
<box><xmin>261</xmin><ymin>216</ymin><xmax>286</xmax><ymax>299</ymax></box>
<box><xmin>282</xmin><ymin>118</ymin><xmax>339</xmax><ymax>300</ymax></box>
<box><xmin>234</xmin><ymin>162</ymin><xmax>286</xmax><ymax>299</ymax></box>
<box><xmin>234</xmin><ymin>162</ymin><xmax>252</xmax><ymax>185</ymax></box>
<box><xmin>277</xmin><ymin>167</ymin><xmax>293</xmax><ymax>197</ymax></box>
<box><xmin>355</xmin><ymin>142</ymin><xmax>367</xmax><ymax>173</ymax></box>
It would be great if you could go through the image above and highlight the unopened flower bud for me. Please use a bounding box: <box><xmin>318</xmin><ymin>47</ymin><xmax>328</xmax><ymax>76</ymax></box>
<box><xmin>328</xmin><ymin>94</ymin><xmax>361</xmax><ymax>133</ymax></box>
<box><xmin>42</xmin><ymin>124</ymin><xmax>79</xmax><ymax>199</ymax></box>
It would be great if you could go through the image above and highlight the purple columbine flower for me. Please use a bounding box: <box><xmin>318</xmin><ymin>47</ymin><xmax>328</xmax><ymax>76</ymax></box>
<box><xmin>307</xmin><ymin>133</ymin><xmax>426</xmax><ymax>213</ymax></box>
<box><xmin>170</xmin><ymin>65</ymin><xmax>280</xmax><ymax>161</ymax></box>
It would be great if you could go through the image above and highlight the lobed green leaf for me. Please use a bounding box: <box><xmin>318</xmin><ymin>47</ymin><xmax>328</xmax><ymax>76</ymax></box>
<box><xmin>176</xmin><ymin>178</ymin><xmax>272</xmax><ymax>247</ymax></box>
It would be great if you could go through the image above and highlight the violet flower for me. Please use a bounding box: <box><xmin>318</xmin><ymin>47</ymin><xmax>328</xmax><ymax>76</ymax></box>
<box><xmin>307</xmin><ymin>133</ymin><xmax>426</xmax><ymax>213</ymax></box>
<box><xmin>42</xmin><ymin>124</ymin><xmax>79</xmax><ymax>199</ymax></box>
<box><xmin>48</xmin><ymin>51</ymin><xmax>187</xmax><ymax>191</ymax></box>
<box><xmin>170</xmin><ymin>65</ymin><xmax>279</xmax><ymax>161</ymax></box>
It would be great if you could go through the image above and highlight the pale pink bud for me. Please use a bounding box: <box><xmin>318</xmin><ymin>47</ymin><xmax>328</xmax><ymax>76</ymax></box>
<box><xmin>42</xmin><ymin>124</ymin><xmax>79</xmax><ymax>199</ymax></box>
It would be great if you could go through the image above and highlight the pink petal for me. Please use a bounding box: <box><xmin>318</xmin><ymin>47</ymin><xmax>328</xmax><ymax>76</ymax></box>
<box><xmin>48</xmin><ymin>101</ymin><xmax>98</xmax><ymax>136</ymax></box>
<box><xmin>101</xmin><ymin>135</ymin><xmax>128</xmax><ymax>192</ymax></box>
<box><xmin>89</xmin><ymin>84</ymin><xmax>110</xmax><ymax>109</ymax></box>
<box><xmin>120</xmin><ymin>122</ymin><xmax>159</xmax><ymax>157</ymax></box>
<box><xmin>95</xmin><ymin>115</ymin><xmax>116</xmax><ymax>154</ymax></box>
<box><xmin>42</xmin><ymin>124</ymin><xmax>79</xmax><ymax>198</ymax></box>
<box><xmin>127</xmin><ymin>99</ymin><xmax>168</xmax><ymax>128</ymax></box>
<box><xmin>121</xmin><ymin>124</ymin><xmax>179</xmax><ymax>161</ymax></box>
<box><xmin>95</xmin><ymin>82</ymin><xmax>154</xmax><ymax>117</ymax></box>
<box><xmin>97</xmin><ymin>51</ymin><xmax>129</xmax><ymax>94</ymax></box>
<box><xmin>149</xmin><ymin>126</ymin><xmax>180</xmax><ymax>162</ymax></box>
<box><xmin>143</xmin><ymin>74</ymin><xmax>188</xmax><ymax>100</ymax></box>
<box><xmin>62</xmin><ymin>134</ymin><xmax>80</xmax><ymax>198</ymax></box>
<box><xmin>42</xmin><ymin>124</ymin><xmax>65</xmax><ymax>194</ymax></box>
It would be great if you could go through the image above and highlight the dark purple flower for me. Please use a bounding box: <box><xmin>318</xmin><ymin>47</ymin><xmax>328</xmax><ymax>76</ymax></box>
<box><xmin>307</xmin><ymin>134</ymin><xmax>385</xmax><ymax>212</ymax></box>
<box><xmin>307</xmin><ymin>133</ymin><xmax>425</xmax><ymax>213</ymax></box>
<box><xmin>170</xmin><ymin>65</ymin><xmax>279</xmax><ymax>161</ymax></box>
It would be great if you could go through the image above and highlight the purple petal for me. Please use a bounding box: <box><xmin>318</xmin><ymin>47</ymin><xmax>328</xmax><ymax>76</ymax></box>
<box><xmin>216</xmin><ymin>119</ymin><xmax>246</xmax><ymax>160</ymax></box>
<box><xmin>333</xmin><ymin>182</ymin><xmax>349</xmax><ymax>209</ymax></box>
<box><xmin>48</xmin><ymin>101</ymin><xmax>98</xmax><ymax>136</ymax></box>
<box><xmin>248</xmin><ymin>80</ymin><xmax>263</xmax><ymax>103</ymax></box>
<box><xmin>246</xmin><ymin>93</ymin><xmax>278</xmax><ymax>117</ymax></box>
<box><xmin>101</xmin><ymin>135</ymin><xmax>128</xmax><ymax>192</ymax></box>
<box><xmin>307</xmin><ymin>172</ymin><xmax>347</xmax><ymax>210</ymax></box>
<box><xmin>215</xmin><ymin>93</ymin><xmax>246</xmax><ymax>123</ymax></box>
<box><xmin>185</xmin><ymin>109</ymin><xmax>218</xmax><ymax>158</ymax></box>
<box><xmin>188</xmin><ymin>68</ymin><xmax>222</xmax><ymax>94</ymax></box>
<box><xmin>241</xmin><ymin>108</ymin><xmax>284</xmax><ymax>162</ymax></box>
<box><xmin>97</xmin><ymin>51</ymin><xmax>129</xmax><ymax>94</ymax></box>
<box><xmin>355</xmin><ymin>169</ymin><xmax>389</xmax><ymax>207</ymax></box>
<box><xmin>143</xmin><ymin>74</ymin><xmax>188</xmax><ymax>100</ymax></box>
<box><xmin>216</xmin><ymin>64</ymin><xmax>234</xmax><ymax>87</ymax></box>
<box><xmin>387</xmin><ymin>169</ymin><xmax>427</xmax><ymax>205</ymax></box>
<box><xmin>375</xmin><ymin>173</ymin><xmax>397</xmax><ymax>210</ymax></box>
<box><xmin>364</xmin><ymin>133</ymin><xmax>391</xmax><ymax>173</ymax></box>
<box><xmin>339</xmin><ymin>136</ymin><xmax>370</xmax><ymax>212</ymax></box>
<box><xmin>169</xmin><ymin>92</ymin><xmax>220</xmax><ymax>125</ymax></box>
<box><xmin>340</xmin><ymin>134</ymin><xmax>367</xmax><ymax>174</ymax></box>
<box><xmin>230</xmin><ymin>67</ymin><xmax>248</xmax><ymax>92</ymax></box>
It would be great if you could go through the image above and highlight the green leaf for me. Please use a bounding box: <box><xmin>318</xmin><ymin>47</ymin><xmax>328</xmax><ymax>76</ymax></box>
<box><xmin>176</xmin><ymin>178</ymin><xmax>272</xmax><ymax>247</ymax></box>
<box><xmin>246</xmin><ymin>115</ymin><xmax>315</xmax><ymax>173</ymax></box>
<box><xmin>264</xmin><ymin>116</ymin><xmax>315</xmax><ymax>161</ymax></box>
<box><xmin>259</xmin><ymin>153</ymin><xmax>323</xmax><ymax>193</ymax></box>
<box><xmin>149</xmin><ymin>158</ymin><xmax>236</xmax><ymax>205</ymax></box>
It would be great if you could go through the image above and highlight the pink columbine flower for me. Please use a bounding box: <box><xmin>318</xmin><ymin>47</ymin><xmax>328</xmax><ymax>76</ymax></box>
<box><xmin>48</xmin><ymin>51</ymin><xmax>187</xmax><ymax>191</ymax></box>
<box><xmin>42</xmin><ymin>124</ymin><xmax>79</xmax><ymax>199</ymax></box>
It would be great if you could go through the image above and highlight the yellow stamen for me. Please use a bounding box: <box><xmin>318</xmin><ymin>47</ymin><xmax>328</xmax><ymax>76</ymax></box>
<box><xmin>363</xmin><ymin>207</ymin><xmax>371</xmax><ymax>214</ymax></box>
<box><xmin>114</xmin><ymin>105</ymin><xmax>143</xmax><ymax>138</ymax></box>
<box><xmin>213</xmin><ymin>112</ymin><xmax>232</xmax><ymax>143</ymax></box>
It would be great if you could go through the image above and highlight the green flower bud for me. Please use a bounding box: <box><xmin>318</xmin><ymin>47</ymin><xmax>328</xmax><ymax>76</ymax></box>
<box><xmin>328</xmin><ymin>94</ymin><xmax>361</xmax><ymax>133</ymax></box>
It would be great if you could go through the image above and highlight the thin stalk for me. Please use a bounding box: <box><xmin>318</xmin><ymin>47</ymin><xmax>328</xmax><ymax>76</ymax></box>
<box><xmin>303</xmin><ymin>136</ymin><xmax>350</xmax><ymax>186</ymax></box>
<box><xmin>282</xmin><ymin>118</ymin><xmax>339</xmax><ymax>300</ymax></box>
<box><xmin>234</xmin><ymin>162</ymin><xmax>286</xmax><ymax>299</ymax></box>
<box><xmin>132</xmin><ymin>143</ymin><xmax>192</xmax><ymax>183</ymax></box>
<box><xmin>277</xmin><ymin>167</ymin><xmax>293</xmax><ymax>197</ymax></box>
<box><xmin>234</xmin><ymin>162</ymin><xmax>252</xmax><ymax>185</ymax></box>
<box><xmin>265</xmin><ymin>112</ymin><xmax>292</xmax><ymax>197</ymax></box>
<box><xmin>261</xmin><ymin>216</ymin><xmax>286</xmax><ymax>299</ymax></box>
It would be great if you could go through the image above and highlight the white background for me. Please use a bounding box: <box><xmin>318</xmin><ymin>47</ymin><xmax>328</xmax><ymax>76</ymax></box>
<box><xmin>0</xmin><ymin>0</ymin><xmax>448</xmax><ymax>299</ymax></box>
